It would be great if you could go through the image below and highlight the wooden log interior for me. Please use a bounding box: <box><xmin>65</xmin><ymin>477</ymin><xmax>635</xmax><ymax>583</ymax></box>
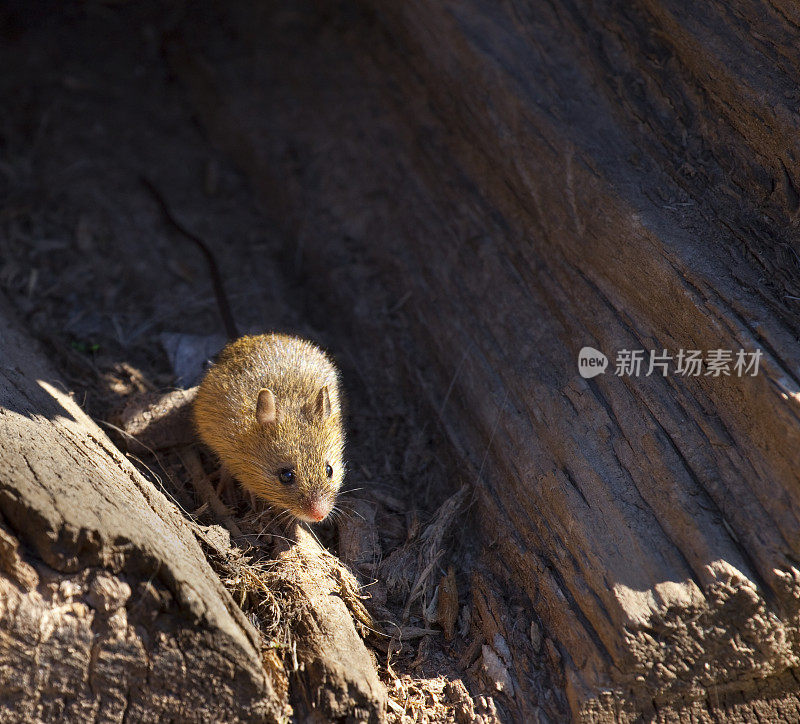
<box><xmin>171</xmin><ymin>1</ymin><xmax>800</xmax><ymax>719</ymax></box>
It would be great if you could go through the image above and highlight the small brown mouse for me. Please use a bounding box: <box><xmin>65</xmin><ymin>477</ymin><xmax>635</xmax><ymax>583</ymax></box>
<box><xmin>142</xmin><ymin>178</ymin><xmax>345</xmax><ymax>522</ymax></box>
<box><xmin>193</xmin><ymin>334</ymin><xmax>345</xmax><ymax>522</ymax></box>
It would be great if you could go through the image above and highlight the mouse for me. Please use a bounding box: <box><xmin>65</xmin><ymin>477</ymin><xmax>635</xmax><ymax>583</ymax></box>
<box><xmin>193</xmin><ymin>333</ymin><xmax>345</xmax><ymax>523</ymax></box>
<box><xmin>142</xmin><ymin>177</ymin><xmax>345</xmax><ymax>523</ymax></box>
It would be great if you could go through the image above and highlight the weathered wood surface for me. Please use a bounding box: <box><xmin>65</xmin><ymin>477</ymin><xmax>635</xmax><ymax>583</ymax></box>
<box><xmin>272</xmin><ymin>526</ymin><xmax>387</xmax><ymax>723</ymax></box>
<box><xmin>356</xmin><ymin>1</ymin><xmax>800</xmax><ymax>719</ymax></box>
<box><xmin>0</xmin><ymin>295</ymin><xmax>285</xmax><ymax>723</ymax></box>
<box><xmin>172</xmin><ymin>1</ymin><xmax>800</xmax><ymax>719</ymax></box>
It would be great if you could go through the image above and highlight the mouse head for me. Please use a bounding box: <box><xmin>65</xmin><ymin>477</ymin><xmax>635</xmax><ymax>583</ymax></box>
<box><xmin>249</xmin><ymin>385</ymin><xmax>344</xmax><ymax>523</ymax></box>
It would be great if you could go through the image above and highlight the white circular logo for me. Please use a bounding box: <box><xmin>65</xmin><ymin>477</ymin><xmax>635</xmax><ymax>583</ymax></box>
<box><xmin>578</xmin><ymin>347</ymin><xmax>608</xmax><ymax>378</ymax></box>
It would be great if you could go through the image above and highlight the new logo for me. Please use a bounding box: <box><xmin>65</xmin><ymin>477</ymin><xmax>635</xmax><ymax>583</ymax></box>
<box><xmin>578</xmin><ymin>347</ymin><xmax>608</xmax><ymax>378</ymax></box>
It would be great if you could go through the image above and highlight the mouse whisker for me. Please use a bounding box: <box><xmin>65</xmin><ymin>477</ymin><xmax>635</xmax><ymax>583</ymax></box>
<box><xmin>337</xmin><ymin>505</ymin><xmax>365</xmax><ymax>523</ymax></box>
<box><xmin>302</xmin><ymin>521</ymin><xmax>325</xmax><ymax>549</ymax></box>
<box><xmin>329</xmin><ymin>505</ymin><xmax>353</xmax><ymax>525</ymax></box>
<box><xmin>271</xmin><ymin>510</ymin><xmax>294</xmax><ymax>530</ymax></box>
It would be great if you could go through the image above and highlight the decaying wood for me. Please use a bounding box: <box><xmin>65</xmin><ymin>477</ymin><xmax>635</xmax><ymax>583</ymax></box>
<box><xmin>169</xmin><ymin>2</ymin><xmax>800</xmax><ymax>720</ymax></box>
<box><xmin>110</xmin><ymin>387</ymin><xmax>197</xmax><ymax>452</ymax></box>
<box><xmin>272</xmin><ymin>525</ymin><xmax>387</xmax><ymax>722</ymax></box>
<box><xmin>181</xmin><ymin>447</ymin><xmax>244</xmax><ymax>539</ymax></box>
<box><xmin>0</xmin><ymin>295</ymin><xmax>286</xmax><ymax>722</ymax></box>
<box><xmin>436</xmin><ymin>567</ymin><xmax>459</xmax><ymax>642</ymax></box>
<box><xmin>338</xmin><ymin>499</ymin><xmax>381</xmax><ymax>578</ymax></box>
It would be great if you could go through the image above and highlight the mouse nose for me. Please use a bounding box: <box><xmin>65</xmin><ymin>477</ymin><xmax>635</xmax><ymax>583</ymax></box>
<box><xmin>306</xmin><ymin>499</ymin><xmax>330</xmax><ymax>522</ymax></box>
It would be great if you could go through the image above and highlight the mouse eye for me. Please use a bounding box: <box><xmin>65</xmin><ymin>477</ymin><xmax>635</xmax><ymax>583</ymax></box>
<box><xmin>325</xmin><ymin>463</ymin><xmax>333</xmax><ymax>478</ymax></box>
<box><xmin>278</xmin><ymin>468</ymin><xmax>295</xmax><ymax>485</ymax></box>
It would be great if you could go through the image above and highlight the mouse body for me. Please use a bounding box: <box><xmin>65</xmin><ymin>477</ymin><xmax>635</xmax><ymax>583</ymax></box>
<box><xmin>194</xmin><ymin>333</ymin><xmax>345</xmax><ymax>522</ymax></box>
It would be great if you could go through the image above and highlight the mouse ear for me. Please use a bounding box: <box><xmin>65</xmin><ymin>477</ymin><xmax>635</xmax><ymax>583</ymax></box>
<box><xmin>256</xmin><ymin>388</ymin><xmax>277</xmax><ymax>425</ymax></box>
<box><xmin>310</xmin><ymin>386</ymin><xmax>331</xmax><ymax>419</ymax></box>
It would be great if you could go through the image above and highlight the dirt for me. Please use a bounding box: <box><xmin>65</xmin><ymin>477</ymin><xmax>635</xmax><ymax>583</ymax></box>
<box><xmin>0</xmin><ymin>2</ymin><xmax>563</xmax><ymax>721</ymax></box>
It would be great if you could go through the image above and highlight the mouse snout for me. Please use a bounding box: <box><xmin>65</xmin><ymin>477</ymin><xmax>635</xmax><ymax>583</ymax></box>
<box><xmin>304</xmin><ymin>497</ymin><xmax>331</xmax><ymax>522</ymax></box>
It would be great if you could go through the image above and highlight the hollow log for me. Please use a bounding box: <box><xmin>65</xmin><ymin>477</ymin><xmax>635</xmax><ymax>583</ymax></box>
<box><xmin>0</xmin><ymin>294</ymin><xmax>285</xmax><ymax>723</ymax></box>
<box><xmin>172</xmin><ymin>1</ymin><xmax>800</xmax><ymax>719</ymax></box>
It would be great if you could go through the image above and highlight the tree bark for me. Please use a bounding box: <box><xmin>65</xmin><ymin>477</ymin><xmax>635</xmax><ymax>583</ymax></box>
<box><xmin>170</xmin><ymin>1</ymin><xmax>800</xmax><ymax>719</ymax></box>
<box><xmin>0</xmin><ymin>294</ymin><xmax>285</xmax><ymax>723</ymax></box>
<box><xmin>272</xmin><ymin>526</ymin><xmax>387</xmax><ymax>723</ymax></box>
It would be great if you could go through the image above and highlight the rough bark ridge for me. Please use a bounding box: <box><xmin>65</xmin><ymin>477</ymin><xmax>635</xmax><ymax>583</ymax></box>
<box><xmin>172</xmin><ymin>1</ymin><xmax>800</xmax><ymax>720</ymax></box>
<box><xmin>0</xmin><ymin>295</ymin><xmax>284</xmax><ymax>723</ymax></box>
<box><xmin>272</xmin><ymin>527</ymin><xmax>386</xmax><ymax>723</ymax></box>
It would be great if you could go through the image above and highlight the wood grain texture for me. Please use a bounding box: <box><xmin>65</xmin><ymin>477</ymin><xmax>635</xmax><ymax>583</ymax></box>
<box><xmin>172</xmin><ymin>1</ymin><xmax>800</xmax><ymax>719</ymax></box>
<box><xmin>272</xmin><ymin>526</ymin><xmax>387</xmax><ymax>723</ymax></box>
<box><xmin>0</xmin><ymin>294</ymin><xmax>284</xmax><ymax>723</ymax></box>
